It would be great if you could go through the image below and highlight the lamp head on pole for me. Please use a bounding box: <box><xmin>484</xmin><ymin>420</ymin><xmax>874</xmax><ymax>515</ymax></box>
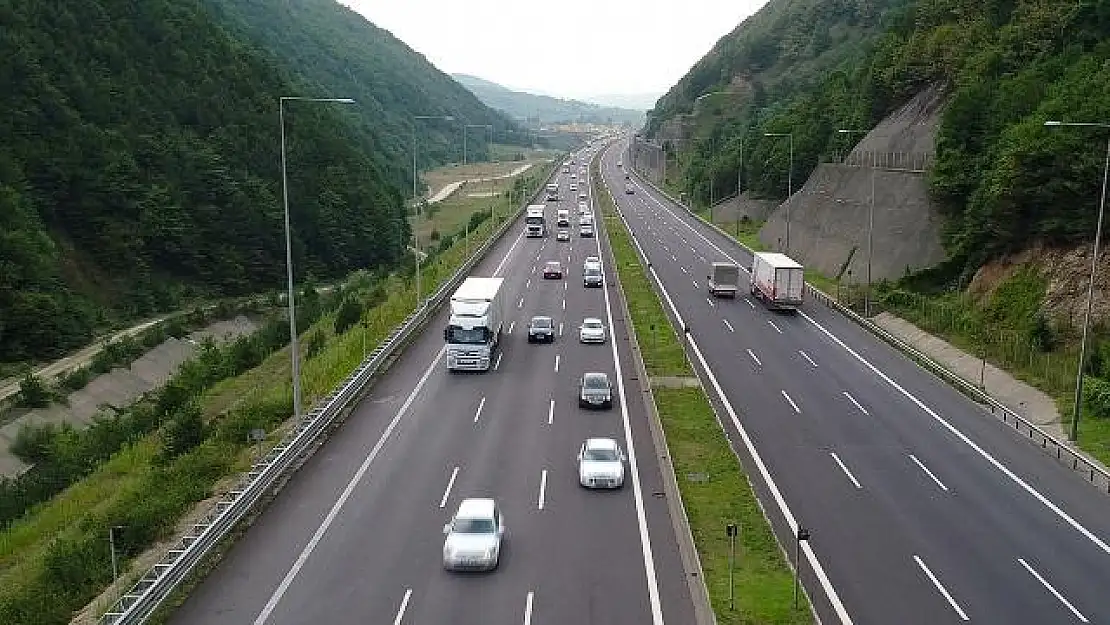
<box><xmin>1044</xmin><ymin>120</ymin><xmax>1062</xmax><ymax>126</ymax></box>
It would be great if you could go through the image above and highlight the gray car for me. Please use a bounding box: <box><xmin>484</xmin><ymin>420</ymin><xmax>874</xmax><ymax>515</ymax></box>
<box><xmin>528</xmin><ymin>315</ymin><xmax>555</xmax><ymax>343</ymax></box>
<box><xmin>578</xmin><ymin>372</ymin><xmax>613</xmax><ymax>409</ymax></box>
<box><xmin>442</xmin><ymin>498</ymin><xmax>504</xmax><ymax>571</ymax></box>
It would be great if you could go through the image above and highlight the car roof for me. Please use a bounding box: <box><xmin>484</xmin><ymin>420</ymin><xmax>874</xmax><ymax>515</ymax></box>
<box><xmin>583</xmin><ymin>371</ymin><xmax>609</xmax><ymax>381</ymax></box>
<box><xmin>583</xmin><ymin>317</ymin><xmax>603</xmax><ymax>324</ymax></box>
<box><xmin>456</xmin><ymin>498</ymin><xmax>496</xmax><ymax>518</ymax></box>
<box><xmin>546</xmin><ymin>260</ymin><xmax>561</xmax><ymax>266</ymax></box>
<box><xmin>531</xmin><ymin>315</ymin><xmax>552</xmax><ymax>322</ymax></box>
<box><xmin>585</xmin><ymin>437</ymin><xmax>619</xmax><ymax>451</ymax></box>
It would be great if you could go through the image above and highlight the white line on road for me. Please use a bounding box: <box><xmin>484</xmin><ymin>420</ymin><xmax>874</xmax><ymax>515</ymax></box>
<box><xmin>723</xmin><ymin>319</ymin><xmax>735</xmax><ymax>332</ymax></box>
<box><xmin>671</xmin><ymin>254</ymin><xmax>677</xmax><ymax>262</ymax></box>
<box><xmin>681</xmin><ymin>266</ymin><xmax>688</xmax><ymax>274</ymax></box>
<box><xmin>523</xmin><ymin>591</ymin><xmax>535</xmax><ymax>625</ymax></box>
<box><xmin>558</xmin><ymin>322</ymin><xmax>564</xmax><ymax>336</ymax></box>
<box><xmin>493</xmin><ymin>229</ymin><xmax>526</xmax><ymax>278</ymax></box>
<box><xmin>747</xmin><ymin>348</ymin><xmax>762</xmax><ymax>367</ymax></box>
<box><xmin>799</xmin><ymin>350</ymin><xmax>818</xmax><ymax>367</ymax></box>
<box><xmin>554</xmin><ymin>354</ymin><xmax>560</xmax><ymax>373</ymax></box>
<box><xmin>692</xmin><ymin>279</ymin><xmax>700</xmax><ymax>288</ymax></box>
<box><xmin>473</xmin><ymin>397</ymin><xmax>486</xmax><ymax>423</ymax></box>
<box><xmin>518</xmin><ymin>297</ymin><xmax>524</xmax><ymax>308</ymax></box>
<box><xmin>494</xmin><ymin>352</ymin><xmax>503</xmax><ymax>370</ymax></box>
<box><xmin>252</xmin><ymin>345</ymin><xmax>447</xmax><ymax>625</ymax></box>
<box><xmin>909</xmin><ymin>454</ymin><xmax>949</xmax><ymax>492</ymax></box>
<box><xmin>767</xmin><ymin>319</ymin><xmax>783</xmax><ymax>334</ymax></box>
<box><xmin>439</xmin><ymin>467</ymin><xmax>460</xmax><ymax>508</ymax></box>
<box><xmin>531</xmin><ymin>265</ymin><xmax>536</xmax><ymax>274</ymax></box>
<box><xmin>508</xmin><ymin>321</ymin><xmax>515</xmax><ymax>335</ymax></box>
<box><xmin>781</xmin><ymin>390</ymin><xmax>801</xmax><ymax>414</ymax></box>
<box><xmin>745</xmin><ymin>298</ymin><xmax>755</xmax><ymax>309</ymax></box>
<box><xmin>564</xmin><ymin>281</ymin><xmax>568</xmax><ymax>291</ymax></box>
<box><xmin>706</xmin><ymin>297</ymin><xmax>715</xmax><ymax>308</ymax></box>
<box><xmin>393</xmin><ymin>588</ymin><xmax>413</xmax><ymax>625</ymax></box>
<box><xmin>562</xmin><ymin>298</ymin><xmax>566</xmax><ymax>310</ymax></box>
<box><xmin>525</xmin><ymin>278</ymin><xmax>531</xmax><ymax>288</ymax></box>
<box><xmin>537</xmin><ymin>470</ymin><xmax>548</xmax><ymax>510</ymax></box>
<box><xmin>547</xmin><ymin>399</ymin><xmax>555</xmax><ymax>425</ymax></box>
<box><xmin>1018</xmin><ymin>558</ymin><xmax>1088</xmax><ymax>622</ymax></box>
<box><xmin>914</xmin><ymin>555</ymin><xmax>969</xmax><ymax>621</ymax></box>
<box><xmin>842</xmin><ymin>391</ymin><xmax>870</xmax><ymax>415</ymax></box>
<box><xmin>830</xmin><ymin>452</ymin><xmax>863</xmax><ymax>489</ymax></box>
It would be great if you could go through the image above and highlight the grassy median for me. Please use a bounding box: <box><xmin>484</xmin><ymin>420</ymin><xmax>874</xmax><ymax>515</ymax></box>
<box><xmin>596</xmin><ymin>163</ymin><xmax>812</xmax><ymax>624</ymax></box>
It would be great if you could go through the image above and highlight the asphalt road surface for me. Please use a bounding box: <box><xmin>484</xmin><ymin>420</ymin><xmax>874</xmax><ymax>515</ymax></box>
<box><xmin>607</xmin><ymin>139</ymin><xmax>1110</xmax><ymax>624</ymax></box>
<box><xmin>170</xmin><ymin>155</ymin><xmax>697</xmax><ymax>624</ymax></box>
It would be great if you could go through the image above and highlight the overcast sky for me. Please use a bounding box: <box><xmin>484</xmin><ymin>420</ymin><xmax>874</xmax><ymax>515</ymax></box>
<box><xmin>344</xmin><ymin>0</ymin><xmax>768</xmax><ymax>102</ymax></box>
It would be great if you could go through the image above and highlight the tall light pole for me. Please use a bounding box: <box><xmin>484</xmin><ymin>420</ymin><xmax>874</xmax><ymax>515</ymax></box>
<box><xmin>839</xmin><ymin>128</ymin><xmax>876</xmax><ymax>317</ymax></box>
<box><xmin>280</xmin><ymin>95</ymin><xmax>355</xmax><ymax>421</ymax></box>
<box><xmin>412</xmin><ymin>114</ymin><xmax>456</xmax><ymax>309</ymax></box>
<box><xmin>1044</xmin><ymin>120</ymin><xmax>1110</xmax><ymax>442</ymax></box>
<box><xmin>765</xmin><ymin>132</ymin><xmax>794</xmax><ymax>252</ymax></box>
<box><xmin>736</xmin><ymin>135</ymin><xmax>745</xmax><ymax>237</ymax></box>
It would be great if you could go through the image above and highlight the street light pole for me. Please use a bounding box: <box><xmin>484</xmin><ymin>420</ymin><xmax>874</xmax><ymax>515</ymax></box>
<box><xmin>765</xmin><ymin>132</ymin><xmax>794</xmax><ymax>252</ymax></box>
<box><xmin>280</xmin><ymin>95</ymin><xmax>355</xmax><ymax>420</ymax></box>
<box><xmin>839</xmin><ymin>128</ymin><xmax>876</xmax><ymax>317</ymax></box>
<box><xmin>411</xmin><ymin>114</ymin><xmax>456</xmax><ymax>309</ymax></box>
<box><xmin>1045</xmin><ymin>120</ymin><xmax>1110</xmax><ymax>442</ymax></box>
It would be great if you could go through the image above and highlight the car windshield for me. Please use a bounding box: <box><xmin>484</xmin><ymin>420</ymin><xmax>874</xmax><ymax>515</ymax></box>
<box><xmin>584</xmin><ymin>375</ymin><xmax>608</xmax><ymax>389</ymax></box>
<box><xmin>531</xmin><ymin>317</ymin><xmax>552</xmax><ymax>328</ymax></box>
<box><xmin>583</xmin><ymin>447</ymin><xmax>619</xmax><ymax>462</ymax></box>
<box><xmin>583</xmin><ymin>320</ymin><xmax>602</xmax><ymax>329</ymax></box>
<box><xmin>453</xmin><ymin>517</ymin><xmax>496</xmax><ymax>534</ymax></box>
<box><xmin>546</xmin><ymin>262</ymin><xmax>560</xmax><ymax>270</ymax></box>
<box><xmin>584</xmin><ymin>267</ymin><xmax>601</xmax><ymax>276</ymax></box>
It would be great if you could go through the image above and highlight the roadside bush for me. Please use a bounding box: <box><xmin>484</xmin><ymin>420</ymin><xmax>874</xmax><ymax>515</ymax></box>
<box><xmin>159</xmin><ymin>402</ymin><xmax>205</xmax><ymax>462</ymax></box>
<box><xmin>333</xmin><ymin>297</ymin><xmax>362</xmax><ymax>335</ymax></box>
<box><xmin>467</xmin><ymin>208</ymin><xmax>491</xmax><ymax>231</ymax></box>
<box><xmin>16</xmin><ymin>372</ymin><xmax>51</xmax><ymax>408</ymax></box>
<box><xmin>10</xmin><ymin>423</ymin><xmax>57</xmax><ymax>464</ymax></box>
<box><xmin>1083</xmin><ymin>376</ymin><xmax>1110</xmax><ymax>419</ymax></box>
<box><xmin>306</xmin><ymin>331</ymin><xmax>326</xmax><ymax>359</ymax></box>
<box><xmin>58</xmin><ymin>366</ymin><xmax>91</xmax><ymax>392</ymax></box>
<box><xmin>89</xmin><ymin>335</ymin><xmax>144</xmax><ymax>376</ymax></box>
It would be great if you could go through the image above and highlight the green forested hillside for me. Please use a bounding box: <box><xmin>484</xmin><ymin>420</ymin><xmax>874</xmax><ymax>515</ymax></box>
<box><xmin>0</xmin><ymin>0</ymin><xmax>409</xmax><ymax>361</ymax></box>
<box><xmin>452</xmin><ymin>73</ymin><xmax>645</xmax><ymax>125</ymax></box>
<box><xmin>647</xmin><ymin>0</ymin><xmax>1110</xmax><ymax>280</ymax></box>
<box><xmin>203</xmin><ymin>0</ymin><xmax>528</xmax><ymax>193</ymax></box>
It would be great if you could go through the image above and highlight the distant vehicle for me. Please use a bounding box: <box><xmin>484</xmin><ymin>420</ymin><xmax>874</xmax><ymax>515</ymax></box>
<box><xmin>579</xmin><ymin>317</ymin><xmax>607</xmax><ymax>343</ymax></box>
<box><xmin>445</xmin><ymin>277</ymin><xmax>505</xmax><ymax>371</ymax></box>
<box><xmin>707</xmin><ymin>262</ymin><xmax>740</xmax><ymax>298</ymax></box>
<box><xmin>625</xmin><ymin>183</ymin><xmax>634</xmax><ymax>194</ymax></box>
<box><xmin>557</xmin><ymin>208</ymin><xmax>570</xmax><ymax>226</ymax></box>
<box><xmin>577</xmin><ymin>438</ymin><xmax>625</xmax><ymax>489</ymax></box>
<box><xmin>525</xmin><ymin>204</ymin><xmax>547</xmax><ymax>238</ymax></box>
<box><xmin>579</xmin><ymin>222</ymin><xmax>595</xmax><ymax>237</ymax></box>
<box><xmin>578</xmin><ymin>202</ymin><xmax>589</xmax><ymax>214</ymax></box>
<box><xmin>579</xmin><ymin>213</ymin><xmax>593</xmax><ymax>225</ymax></box>
<box><xmin>583</xmin><ymin>262</ymin><xmax>603</xmax><ymax>288</ymax></box>
<box><xmin>556</xmin><ymin>229</ymin><xmax>570</xmax><ymax>242</ymax></box>
<box><xmin>624</xmin><ymin>173</ymin><xmax>630</xmax><ymax>181</ymax></box>
<box><xmin>617</xmin><ymin>160</ymin><xmax>623</xmax><ymax>168</ymax></box>
<box><xmin>527</xmin><ymin>315</ymin><xmax>555</xmax><ymax>343</ymax></box>
<box><xmin>569</xmin><ymin>183</ymin><xmax>578</xmax><ymax>192</ymax></box>
<box><xmin>570</xmin><ymin>173</ymin><xmax>578</xmax><ymax>180</ymax></box>
<box><xmin>750</xmin><ymin>252</ymin><xmax>804</xmax><ymax>310</ymax></box>
<box><xmin>584</xmin><ymin>255</ymin><xmax>601</xmax><ymax>265</ymax></box>
<box><xmin>545</xmin><ymin>183</ymin><xmax>559</xmax><ymax>201</ymax></box>
<box><xmin>578</xmin><ymin>372</ymin><xmax>613</xmax><ymax>409</ymax></box>
<box><xmin>442</xmin><ymin>498</ymin><xmax>504</xmax><ymax>571</ymax></box>
<box><xmin>578</xmin><ymin>192</ymin><xmax>588</xmax><ymax>201</ymax></box>
<box><xmin>562</xmin><ymin>167</ymin><xmax>570</xmax><ymax>174</ymax></box>
<box><xmin>543</xmin><ymin>260</ymin><xmax>563</xmax><ymax>279</ymax></box>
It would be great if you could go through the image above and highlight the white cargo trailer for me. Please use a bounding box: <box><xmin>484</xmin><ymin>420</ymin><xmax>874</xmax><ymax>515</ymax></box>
<box><xmin>445</xmin><ymin>277</ymin><xmax>505</xmax><ymax>371</ymax></box>
<box><xmin>750</xmin><ymin>252</ymin><xmax>804</xmax><ymax>310</ymax></box>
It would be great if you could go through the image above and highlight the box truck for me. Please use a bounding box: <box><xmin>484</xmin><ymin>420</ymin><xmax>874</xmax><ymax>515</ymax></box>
<box><xmin>750</xmin><ymin>252</ymin><xmax>804</xmax><ymax>310</ymax></box>
<box><xmin>525</xmin><ymin>205</ymin><xmax>547</xmax><ymax>237</ymax></box>
<box><xmin>445</xmin><ymin>277</ymin><xmax>505</xmax><ymax>371</ymax></box>
<box><xmin>707</xmin><ymin>262</ymin><xmax>740</xmax><ymax>298</ymax></box>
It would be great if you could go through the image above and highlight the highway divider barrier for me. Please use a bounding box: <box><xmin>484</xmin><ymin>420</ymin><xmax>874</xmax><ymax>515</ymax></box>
<box><xmin>99</xmin><ymin>159</ymin><xmax>564</xmax><ymax>625</ymax></box>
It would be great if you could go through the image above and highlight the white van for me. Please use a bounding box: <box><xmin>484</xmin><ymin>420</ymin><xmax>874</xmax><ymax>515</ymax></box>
<box><xmin>557</xmin><ymin>209</ymin><xmax>570</xmax><ymax>226</ymax></box>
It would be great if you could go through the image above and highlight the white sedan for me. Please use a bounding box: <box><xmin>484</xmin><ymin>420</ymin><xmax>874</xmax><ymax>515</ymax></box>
<box><xmin>578</xmin><ymin>438</ymin><xmax>626</xmax><ymax>488</ymax></box>
<box><xmin>579</xmin><ymin>318</ymin><xmax>607</xmax><ymax>343</ymax></box>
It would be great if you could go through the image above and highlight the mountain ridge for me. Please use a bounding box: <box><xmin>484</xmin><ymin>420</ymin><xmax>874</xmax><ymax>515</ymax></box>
<box><xmin>453</xmin><ymin>73</ymin><xmax>644</xmax><ymax>125</ymax></box>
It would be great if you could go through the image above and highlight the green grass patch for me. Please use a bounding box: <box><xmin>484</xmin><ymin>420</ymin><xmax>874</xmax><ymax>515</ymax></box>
<box><xmin>595</xmin><ymin>160</ymin><xmax>811</xmax><ymax>623</ymax></box>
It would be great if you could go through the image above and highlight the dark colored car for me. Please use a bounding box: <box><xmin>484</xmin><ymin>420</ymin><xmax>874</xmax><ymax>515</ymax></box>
<box><xmin>578</xmin><ymin>372</ymin><xmax>613</xmax><ymax>409</ymax></box>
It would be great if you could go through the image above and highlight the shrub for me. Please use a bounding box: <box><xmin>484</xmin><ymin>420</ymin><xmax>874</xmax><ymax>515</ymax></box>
<box><xmin>306</xmin><ymin>331</ymin><xmax>326</xmax><ymax>359</ymax></box>
<box><xmin>1083</xmin><ymin>376</ymin><xmax>1110</xmax><ymax>419</ymax></box>
<box><xmin>159</xmin><ymin>402</ymin><xmax>206</xmax><ymax>462</ymax></box>
<box><xmin>333</xmin><ymin>297</ymin><xmax>362</xmax><ymax>336</ymax></box>
<box><xmin>58</xmin><ymin>366</ymin><xmax>91</xmax><ymax>391</ymax></box>
<box><xmin>17</xmin><ymin>372</ymin><xmax>50</xmax><ymax>408</ymax></box>
<box><xmin>10</xmin><ymin>423</ymin><xmax>57</xmax><ymax>464</ymax></box>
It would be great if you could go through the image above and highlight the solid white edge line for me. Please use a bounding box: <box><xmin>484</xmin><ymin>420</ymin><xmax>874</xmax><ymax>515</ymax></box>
<box><xmin>493</xmin><ymin>228</ymin><xmax>526</xmax><ymax>277</ymax></box>
<box><xmin>1017</xmin><ymin>557</ymin><xmax>1089</xmax><ymax>623</ymax></box>
<box><xmin>746</xmin><ymin>348</ymin><xmax>762</xmax><ymax>367</ymax></box>
<box><xmin>913</xmin><ymin>555</ymin><xmax>969</xmax><ymax>621</ymax></box>
<box><xmin>768</xmin><ymin>319</ymin><xmax>783</xmax><ymax>334</ymax></box>
<box><xmin>829</xmin><ymin>452</ymin><xmax>863</xmax><ymax>489</ymax></box>
<box><xmin>799</xmin><ymin>309</ymin><xmax>1110</xmax><ymax>557</ymax></box>
<box><xmin>547</xmin><ymin>398</ymin><xmax>555</xmax><ymax>425</ymax></box>
<box><xmin>908</xmin><ymin>454</ymin><xmax>949</xmax><ymax>492</ymax></box>
<box><xmin>392</xmin><ymin>588</ymin><xmax>413</xmax><ymax>625</ymax></box>
<box><xmin>438</xmin><ymin>467</ymin><xmax>460</xmax><ymax>508</ymax></box>
<box><xmin>473</xmin><ymin>396</ymin><xmax>486</xmax><ymax>423</ymax></box>
<box><xmin>636</xmin><ymin>162</ymin><xmax>1110</xmax><ymax>560</ymax></box>
<box><xmin>537</xmin><ymin>469</ymin><xmax>548</xmax><ymax>510</ymax></box>
<box><xmin>595</xmin><ymin>148</ymin><xmax>665</xmax><ymax>624</ymax></box>
<box><xmin>781</xmin><ymin>389</ymin><xmax>801</xmax><ymax>414</ymax></box>
<box><xmin>799</xmin><ymin>350</ymin><xmax>818</xmax><ymax>367</ymax></box>
<box><xmin>253</xmin><ymin>345</ymin><xmax>447</xmax><ymax>624</ymax></box>
<box><xmin>842</xmin><ymin>391</ymin><xmax>870</xmax><ymax>416</ymax></box>
<box><xmin>523</xmin><ymin>590</ymin><xmax>535</xmax><ymax>625</ymax></box>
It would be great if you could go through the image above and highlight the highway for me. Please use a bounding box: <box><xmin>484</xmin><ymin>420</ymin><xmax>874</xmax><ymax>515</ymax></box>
<box><xmin>606</xmin><ymin>139</ymin><xmax>1110</xmax><ymax>624</ymax></box>
<box><xmin>170</xmin><ymin>155</ymin><xmax>697</xmax><ymax>624</ymax></box>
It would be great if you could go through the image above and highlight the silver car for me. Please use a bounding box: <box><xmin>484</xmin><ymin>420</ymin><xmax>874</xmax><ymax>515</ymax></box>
<box><xmin>578</xmin><ymin>372</ymin><xmax>613</xmax><ymax>409</ymax></box>
<box><xmin>578</xmin><ymin>438</ymin><xmax>626</xmax><ymax>488</ymax></box>
<box><xmin>579</xmin><ymin>318</ymin><xmax>607</xmax><ymax>343</ymax></box>
<box><xmin>443</xmin><ymin>498</ymin><xmax>504</xmax><ymax>571</ymax></box>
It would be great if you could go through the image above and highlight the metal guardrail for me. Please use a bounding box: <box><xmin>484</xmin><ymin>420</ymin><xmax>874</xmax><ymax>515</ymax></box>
<box><xmin>626</xmin><ymin>149</ymin><xmax>1110</xmax><ymax>496</ymax></box>
<box><xmin>99</xmin><ymin>161</ymin><xmax>561</xmax><ymax>624</ymax></box>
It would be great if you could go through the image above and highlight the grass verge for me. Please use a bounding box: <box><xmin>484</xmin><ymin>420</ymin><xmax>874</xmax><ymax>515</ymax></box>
<box><xmin>597</xmin><ymin>162</ymin><xmax>812</xmax><ymax>623</ymax></box>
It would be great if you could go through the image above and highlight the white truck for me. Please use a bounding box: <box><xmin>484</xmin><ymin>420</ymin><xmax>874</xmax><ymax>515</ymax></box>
<box><xmin>557</xmin><ymin>208</ymin><xmax>570</xmax><ymax>226</ymax></box>
<box><xmin>750</xmin><ymin>252</ymin><xmax>804</xmax><ymax>310</ymax></box>
<box><xmin>445</xmin><ymin>277</ymin><xmax>505</xmax><ymax>371</ymax></box>
<box><xmin>545</xmin><ymin>183</ymin><xmax>559</xmax><ymax>201</ymax></box>
<box><xmin>525</xmin><ymin>205</ymin><xmax>547</xmax><ymax>237</ymax></box>
<box><xmin>707</xmin><ymin>262</ymin><xmax>740</xmax><ymax>298</ymax></box>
